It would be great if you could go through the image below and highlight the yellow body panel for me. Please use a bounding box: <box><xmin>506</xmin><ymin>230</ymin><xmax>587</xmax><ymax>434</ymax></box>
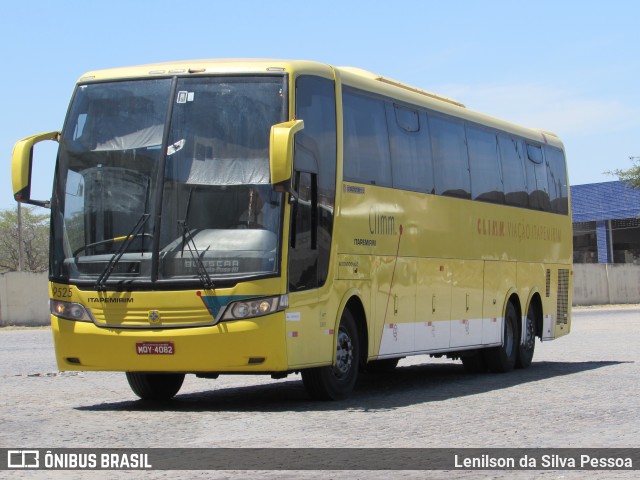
<box><xmin>334</xmin><ymin>183</ymin><xmax>572</xmax><ymax>360</ymax></box>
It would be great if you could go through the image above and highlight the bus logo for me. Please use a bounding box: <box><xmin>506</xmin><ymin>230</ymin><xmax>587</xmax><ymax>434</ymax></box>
<box><xmin>148</xmin><ymin>311</ymin><xmax>160</xmax><ymax>323</ymax></box>
<box><xmin>7</xmin><ymin>450</ymin><xmax>39</xmax><ymax>468</ymax></box>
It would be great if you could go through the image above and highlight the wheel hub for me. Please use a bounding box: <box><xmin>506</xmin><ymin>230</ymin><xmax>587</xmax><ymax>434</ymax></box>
<box><xmin>524</xmin><ymin>316</ymin><xmax>535</xmax><ymax>350</ymax></box>
<box><xmin>334</xmin><ymin>329</ymin><xmax>353</xmax><ymax>378</ymax></box>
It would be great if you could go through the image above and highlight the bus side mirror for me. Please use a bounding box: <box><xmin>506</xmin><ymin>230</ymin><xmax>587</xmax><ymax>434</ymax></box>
<box><xmin>269</xmin><ymin>120</ymin><xmax>304</xmax><ymax>187</ymax></box>
<box><xmin>12</xmin><ymin>131</ymin><xmax>60</xmax><ymax>208</ymax></box>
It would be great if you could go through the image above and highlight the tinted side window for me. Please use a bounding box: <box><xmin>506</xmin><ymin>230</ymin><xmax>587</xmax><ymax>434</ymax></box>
<box><xmin>291</xmin><ymin>75</ymin><xmax>337</xmax><ymax>290</ymax></box>
<box><xmin>289</xmin><ymin>171</ymin><xmax>316</xmax><ymax>291</ymax></box>
<box><xmin>525</xmin><ymin>143</ymin><xmax>550</xmax><ymax>211</ymax></box>
<box><xmin>429</xmin><ymin>114</ymin><xmax>471</xmax><ymax>199</ymax></box>
<box><xmin>545</xmin><ymin>145</ymin><xmax>569</xmax><ymax>214</ymax></box>
<box><xmin>498</xmin><ymin>135</ymin><xmax>528</xmax><ymax>208</ymax></box>
<box><xmin>343</xmin><ymin>89</ymin><xmax>391</xmax><ymax>186</ymax></box>
<box><xmin>466</xmin><ymin>126</ymin><xmax>504</xmax><ymax>204</ymax></box>
<box><xmin>387</xmin><ymin>105</ymin><xmax>434</xmax><ymax>193</ymax></box>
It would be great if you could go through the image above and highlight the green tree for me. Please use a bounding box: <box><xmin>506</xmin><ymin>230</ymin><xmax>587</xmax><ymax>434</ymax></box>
<box><xmin>608</xmin><ymin>157</ymin><xmax>640</xmax><ymax>188</ymax></box>
<box><xmin>0</xmin><ymin>205</ymin><xmax>49</xmax><ymax>272</ymax></box>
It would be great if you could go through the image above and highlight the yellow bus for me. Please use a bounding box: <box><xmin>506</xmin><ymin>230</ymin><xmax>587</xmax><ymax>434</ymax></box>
<box><xmin>12</xmin><ymin>59</ymin><xmax>571</xmax><ymax>401</ymax></box>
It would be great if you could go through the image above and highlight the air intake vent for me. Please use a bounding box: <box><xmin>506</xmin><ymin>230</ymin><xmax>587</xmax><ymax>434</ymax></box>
<box><xmin>545</xmin><ymin>269</ymin><xmax>551</xmax><ymax>298</ymax></box>
<box><xmin>556</xmin><ymin>269</ymin><xmax>569</xmax><ymax>324</ymax></box>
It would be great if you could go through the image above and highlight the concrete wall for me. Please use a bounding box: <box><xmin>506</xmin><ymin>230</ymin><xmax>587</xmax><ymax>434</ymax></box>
<box><xmin>0</xmin><ymin>272</ymin><xmax>49</xmax><ymax>326</ymax></box>
<box><xmin>0</xmin><ymin>265</ymin><xmax>639</xmax><ymax>325</ymax></box>
<box><xmin>573</xmin><ymin>264</ymin><xmax>640</xmax><ymax>306</ymax></box>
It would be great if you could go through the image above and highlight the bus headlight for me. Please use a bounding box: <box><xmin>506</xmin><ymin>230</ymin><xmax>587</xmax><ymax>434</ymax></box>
<box><xmin>50</xmin><ymin>299</ymin><xmax>93</xmax><ymax>322</ymax></box>
<box><xmin>221</xmin><ymin>295</ymin><xmax>288</xmax><ymax>321</ymax></box>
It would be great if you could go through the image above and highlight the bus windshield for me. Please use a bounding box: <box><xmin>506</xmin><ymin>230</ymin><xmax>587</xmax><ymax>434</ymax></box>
<box><xmin>51</xmin><ymin>75</ymin><xmax>287</xmax><ymax>286</ymax></box>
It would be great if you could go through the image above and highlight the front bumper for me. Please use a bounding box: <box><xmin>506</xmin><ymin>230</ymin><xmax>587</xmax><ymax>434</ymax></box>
<box><xmin>51</xmin><ymin>312</ymin><xmax>288</xmax><ymax>373</ymax></box>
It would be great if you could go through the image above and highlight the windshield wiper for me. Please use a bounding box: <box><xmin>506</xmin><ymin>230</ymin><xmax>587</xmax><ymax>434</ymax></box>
<box><xmin>178</xmin><ymin>188</ymin><xmax>215</xmax><ymax>289</ymax></box>
<box><xmin>179</xmin><ymin>225</ymin><xmax>215</xmax><ymax>289</ymax></box>
<box><xmin>95</xmin><ymin>213</ymin><xmax>151</xmax><ymax>290</ymax></box>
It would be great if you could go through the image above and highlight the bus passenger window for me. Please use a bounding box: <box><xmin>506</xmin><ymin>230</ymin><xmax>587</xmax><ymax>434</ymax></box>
<box><xmin>545</xmin><ymin>146</ymin><xmax>569</xmax><ymax>214</ymax></box>
<box><xmin>343</xmin><ymin>90</ymin><xmax>392</xmax><ymax>187</ymax></box>
<box><xmin>429</xmin><ymin>114</ymin><xmax>471</xmax><ymax>199</ymax></box>
<box><xmin>525</xmin><ymin>143</ymin><xmax>550</xmax><ymax>211</ymax></box>
<box><xmin>498</xmin><ymin>135</ymin><xmax>528</xmax><ymax>208</ymax></box>
<box><xmin>388</xmin><ymin>105</ymin><xmax>434</xmax><ymax>193</ymax></box>
<box><xmin>466</xmin><ymin>126</ymin><xmax>504</xmax><ymax>204</ymax></box>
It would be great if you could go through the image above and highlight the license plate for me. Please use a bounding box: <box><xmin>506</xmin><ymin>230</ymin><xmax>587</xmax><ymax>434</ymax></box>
<box><xmin>136</xmin><ymin>342</ymin><xmax>175</xmax><ymax>355</ymax></box>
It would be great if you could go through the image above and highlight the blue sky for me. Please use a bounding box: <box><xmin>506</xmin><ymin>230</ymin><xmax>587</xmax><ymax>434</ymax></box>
<box><xmin>2</xmin><ymin>0</ymin><xmax>639</xmax><ymax>211</ymax></box>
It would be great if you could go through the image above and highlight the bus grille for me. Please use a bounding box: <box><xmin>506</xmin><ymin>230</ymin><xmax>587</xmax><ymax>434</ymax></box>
<box><xmin>556</xmin><ymin>269</ymin><xmax>569</xmax><ymax>324</ymax></box>
<box><xmin>89</xmin><ymin>305</ymin><xmax>213</xmax><ymax>328</ymax></box>
<box><xmin>545</xmin><ymin>269</ymin><xmax>551</xmax><ymax>297</ymax></box>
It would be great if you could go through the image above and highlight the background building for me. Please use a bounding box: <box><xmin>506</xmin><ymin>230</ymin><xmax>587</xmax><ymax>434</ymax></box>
<box><xmin>572</xmin><ymin>181</ymin><xmax>640</xmax><ymax>264</ymax></box>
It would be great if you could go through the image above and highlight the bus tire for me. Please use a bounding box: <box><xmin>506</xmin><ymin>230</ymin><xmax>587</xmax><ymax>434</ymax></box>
<box><xmin>516</xmin><ymin>303</ymin><xmax>536</xmax><ymax>369</ymax></box>
<box><xmin>366</xmin><ymin>357</ymin><xmax>400</xmax><ymax>372</ymax></box>
<box><xmin>484</xmin><ymin>302</ymin><xmax>518</xmax><ymax>373</ymax></box>
<box><xmin>126</xmin><ymin>372</ymin><xmax>185</xmax><ymax>400</ymax></box>
<box><xmin>301</xmin><ymin>310</ymin><xmax>360</xmax><ymax>400</ymax></box>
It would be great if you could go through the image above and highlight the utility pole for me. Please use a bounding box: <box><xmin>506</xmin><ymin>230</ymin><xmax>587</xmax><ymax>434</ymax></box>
<box><xmin>17</xmin><ymin>201</ymin><xmax>24</xmax><ymax>271</ymax></box>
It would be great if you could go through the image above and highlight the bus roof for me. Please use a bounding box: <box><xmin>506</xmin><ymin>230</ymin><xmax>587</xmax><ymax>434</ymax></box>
<box><xmin>77</xmin><ymin>58</ymin><xmax>563</xmax><ymax>149</ymax></box>
<box><xmin>335</xmin><ymin>66</ymin><xmax>562</xmax><ymax>148</ymax></box>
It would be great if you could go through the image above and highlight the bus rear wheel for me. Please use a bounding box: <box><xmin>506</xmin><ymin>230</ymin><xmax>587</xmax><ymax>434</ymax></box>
<box><xmin>126</xmin><ymin>372</ymin><xmax>185</xmax><ymax>400</ymax></box>
<box><xmin>301</xmin><ymin>310</ymin><xmax>360</xmax><ymax>400</ymax></box>
<box><xmin>516</xmin><ymin>303</ymin><xmax>536</xmax><ymax>369</ymax></box>
<box><xmin>484</xmin><ymin>302</ymin><xmax>518</xmax><ymax>373</ymax></box>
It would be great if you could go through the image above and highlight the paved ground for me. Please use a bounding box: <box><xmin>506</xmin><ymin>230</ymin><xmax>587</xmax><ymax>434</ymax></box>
<box><xmin>0</xmin><ymin>307</ymin><xmax>638</xmax><ymax>479</ymax></box>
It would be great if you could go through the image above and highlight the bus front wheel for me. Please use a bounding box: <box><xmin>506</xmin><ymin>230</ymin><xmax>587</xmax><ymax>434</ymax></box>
<box><xmin>301</xmin><ymin>310</ymin><xmax>360</xmax><ymax>400</ymax></box>
<box><xmin>126</xmin><ymin>372</ymin><xmax>185</xmax><ymax>400</ymax></box>
<box><xmin>484</xmin><ymin>302</ymin><xmax>518</xmax><ymax>373</ymax></box>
